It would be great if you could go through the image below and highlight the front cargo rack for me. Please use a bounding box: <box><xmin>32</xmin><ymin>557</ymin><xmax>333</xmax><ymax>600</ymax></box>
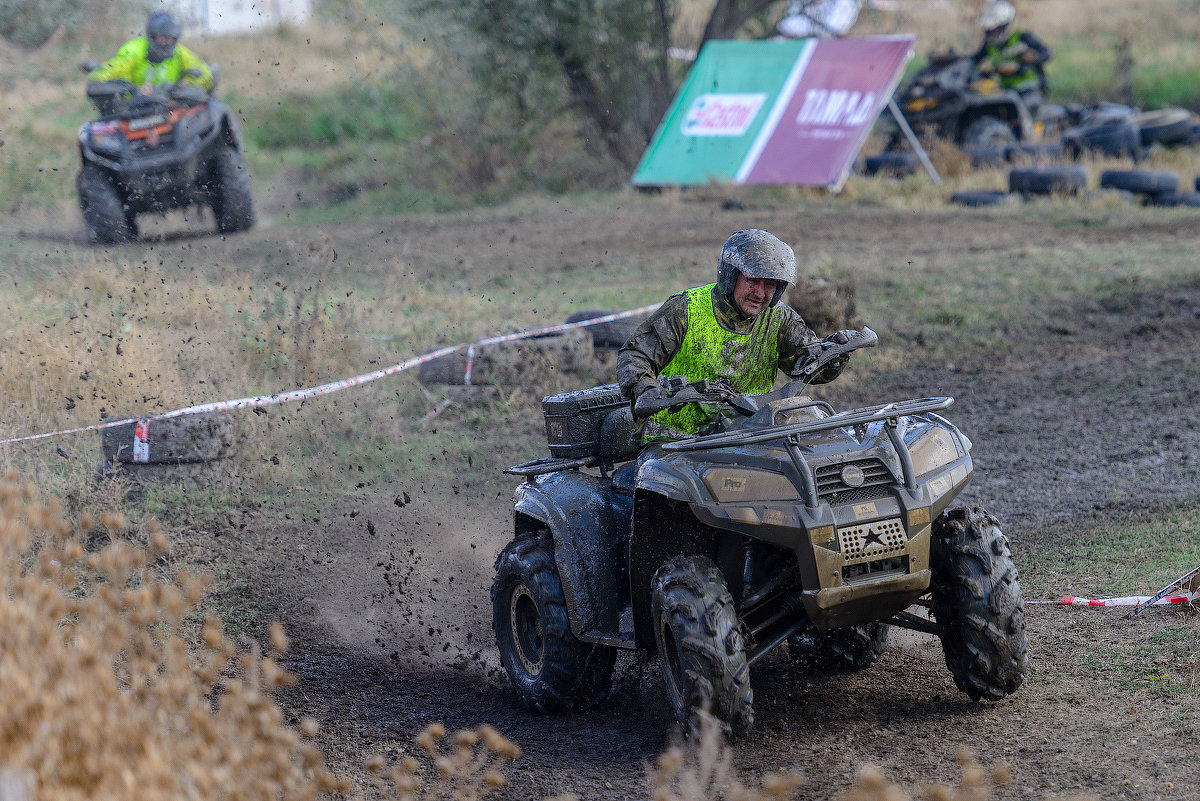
<box><xmin>663</xmin><ymin>397</ymin><xmax>955</xmax><ymax>509</ymax></box>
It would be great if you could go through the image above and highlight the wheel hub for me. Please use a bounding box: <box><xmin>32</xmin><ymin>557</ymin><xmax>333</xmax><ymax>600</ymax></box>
<box><xmin>509</xmin><ymin>583</ymin><xmax>544</xmax><ymax>676</ymax></box>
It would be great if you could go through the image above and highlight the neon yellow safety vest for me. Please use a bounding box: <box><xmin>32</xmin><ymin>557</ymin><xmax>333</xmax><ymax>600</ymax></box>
<box><xmin>985</xmin><ymin>30</ymin><xmax>1039</xmax><ymax>91</ymax></box>
<box><xmin>649</xmin><ymin>283</ymin><xmax>784</xmax><ymax>437</ymax></box>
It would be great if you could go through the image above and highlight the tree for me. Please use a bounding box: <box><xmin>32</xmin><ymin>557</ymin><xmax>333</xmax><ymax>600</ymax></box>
<box><xmin>422</xmin><ymin>0</ymin><xmax>789</xmax><ymax>169</ymax></box>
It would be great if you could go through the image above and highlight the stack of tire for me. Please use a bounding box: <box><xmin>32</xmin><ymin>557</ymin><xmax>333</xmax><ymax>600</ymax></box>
<box><xmin>1099</xmin><ymin>169</ymin><xmax>1200</xmax><ymax>207</ymax></box>
<box><xmin>97</xmin><ymin>412</ymin><xmax>241</xmax><ymax>497</ymax></box>
<box><xmin>416</xmin><ymin>328</ymin><xmax>597</xmax><ymax>389</ymax></box>
<box><xmin>951</xmin><ymin>167</ymin><xmax>1200</xmax><ymax>208</ymax></box>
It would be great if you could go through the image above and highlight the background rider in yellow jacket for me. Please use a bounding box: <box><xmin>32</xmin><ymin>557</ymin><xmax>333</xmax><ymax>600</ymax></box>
<box><xmin>89</xmin><ymin>11</ymin><xmax>213</xmax><ymax>93</ymax></box>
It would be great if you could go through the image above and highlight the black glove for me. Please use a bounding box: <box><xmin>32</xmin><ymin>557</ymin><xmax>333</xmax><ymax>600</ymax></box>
<box><xmin>633</xmin><ymin>385</ymin><xmax>671</xmax><ymax>418</ymax></box>
<box><xmin>828</xmin><ymin>329</ymin><xmax>855</xmax><ymax>345</ymax></box>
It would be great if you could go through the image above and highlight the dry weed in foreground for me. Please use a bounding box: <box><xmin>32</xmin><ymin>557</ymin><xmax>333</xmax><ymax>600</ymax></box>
<box><xmin>648</xmin><ymin>711</ymin><xmax>805</xmax><ymax>801</ymax></box>
<box><xmin>0</xmin><ymin>472</ymin><xmax>347</xmax><ymax>801</ymax></box>
<box><xmin>364</xmin><ymin>722</ymin><xmax>521</xmax><ymax>801</ymax></box>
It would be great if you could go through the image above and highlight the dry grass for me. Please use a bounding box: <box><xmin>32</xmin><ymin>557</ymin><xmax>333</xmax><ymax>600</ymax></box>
<box><xmin>2</xmin><ymin>472</ymin><xmax>1106</xmax><ymax>801</ymax></box>
<box><xmin>0</xmin><ymin>471</ymin><xmax>346</xmax><ymax>800</ymax></box>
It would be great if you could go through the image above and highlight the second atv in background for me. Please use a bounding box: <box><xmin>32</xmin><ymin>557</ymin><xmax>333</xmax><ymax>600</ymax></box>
<box><xmin>888</xmin><ymin>49</ymin><xmax>1067</xmax><ymax>151</ymax></box>
<box><xmin>77</xmin><ymin>63</ymin><xmax>255</xmax><ymax>244</ymax></box>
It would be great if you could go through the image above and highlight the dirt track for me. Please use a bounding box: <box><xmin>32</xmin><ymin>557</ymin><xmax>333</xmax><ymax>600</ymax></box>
<box><xmin>149</xmin><ymin>200</ymin><xmax>1200</xmax><ymax>800</ymax></box>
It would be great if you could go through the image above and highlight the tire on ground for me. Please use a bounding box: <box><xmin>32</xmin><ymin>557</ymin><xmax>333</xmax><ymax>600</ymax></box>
<box><xmin>417</xmin><ymin>330</ymin><xmax>593</xmax><ymax>387</ymax></box>
<box><xmin>787</xmin><ymin>276</ymin><xmax>858</xmax><ymax>333</ymax></box>
<box><xmin>78</xmin><ymin>166</ymin><xmax>133</xmax><ymax>245</ymax></box>
<box><xmin>652</xmin><ymin>554</ymin><xmax>753</xmax><ymax>737</ymax></box>
<box><xmin>491</xmin><ymin>533</ymin><xmax>617</xmax><ymax>713</ymax></box>
<box><xmin>930</xmin><ymin>506</ymin><xmax>1028</xmax><ymax>702</ymax></box>
<box><xmin>962</xmin><ymin>145</ymin><xmax>1009</xmax><ymax>168</ymax></box>
<box><xmin>208</xmin><ymin>144</ymin><xmax>255</xmax><ymax>234</ymax></box>
<box><xmin>1063</xmin><ymin>117</ymin><xmax>1141</xmax><ymax>160</ymax></box>
<box><xmin>788</xmin><ymin>621</ymin><xmax>891</xmax><ymax>671</ymax></box>
<box><xmin>1008</xmin><ymin>165</ymin><xmax>1087</xmax><ymax>196</ymax></box>
<box><xmin>1149</xmin><ymin>192</ymin><xmax>1200</xmax><ymax>208</ymax></box>
<box><xmin>564</xmin><ymin>309</ymin><xmax>648</xmax><ymax>349</ymax></box>
<box><xmin>95</xmin><ymin>459</ymin><xmax>246</xmax><ymax>499</ymax></box>
<box><xmin>949</xmin><ymin>190</ymin><xmax>1015</xmax><ymax>208</ymax></box>
<box><xmin>100</xmin><ymin>411</ymin><xmax>239</xmax><ymax>464</ymax></box>
<box><xmin>1098</xmin><ymin>169</ymin><xmax>1179</xmax><ymax>198</ymax></box>
<box><xmin>1135</xmin><ymin>108</ymin><xmax>1194</xmax><ymax>147</ymax></box>
<box><xmin>863</xmin><ymin>151</ymin><xmax>918</xmax><ymax>177</ymax></box>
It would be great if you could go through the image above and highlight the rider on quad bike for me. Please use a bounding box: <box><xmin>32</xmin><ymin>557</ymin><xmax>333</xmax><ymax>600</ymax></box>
<box><xmin>970</xmin><ymin>1</ymin><xmax>1051</xmax><ymax>111</ymax></box>
<box><xmin>88</xmin><ymin>11</ymin><xmax>213</xmax><ymax>100</ymax></box>
<box><xmin>77</xmin><ymin>11</ymin><xmax>253</xmax><ymax>243</ymax></box>
<box><xmin>491</xmin><ymin>231</ymin><xmax>1028</xmax><ymax>736</ymax></box>
<box><xmin>887</xmin><ymin>2</ymin><xmax>1058</xmax><ymax>151</ymax></box>
<box><xmin>618</xmin><ymin>229</ymin><xmax>854</xmax><ymax>445</ymax></box>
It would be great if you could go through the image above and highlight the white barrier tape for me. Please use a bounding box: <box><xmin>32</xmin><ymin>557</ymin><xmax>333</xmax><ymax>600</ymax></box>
<box><xmin>0</xmin><ymin>304</ymin><xmax>660</xmax><ymax>447</ymax></box>
<box><xmin>1027</xmin><ymin>593</ymin><xmax>1200</xmax><ymax>608</ymax></box>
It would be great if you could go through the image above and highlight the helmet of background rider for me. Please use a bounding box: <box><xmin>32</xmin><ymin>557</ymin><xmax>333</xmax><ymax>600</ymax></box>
<box><xmin>146</xmin><ymin>11</ymin><xmax>182</xmax><ymax>64</ymax></box>
<box><xmin>715</xmin><ymin>229</ymin><xmax>797</xmax><ymax>308</ymax></box>
<box><xmin>978</xmin><ymin>1</ymin><xmax>1016</xmax><ymax>46</ymax></box>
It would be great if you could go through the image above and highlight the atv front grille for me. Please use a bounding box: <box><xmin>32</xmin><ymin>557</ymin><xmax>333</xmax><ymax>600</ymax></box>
<box><xmin>838</xmin><ymin>517</ymin><xmax>906</xmax><ymax>565</ymax></box>
<box><xmin>131</xmin><ymin>130</ymin><xmax>175</xmax><ymax>153</ymax></box>
<box><xmin>843</xmin><ymin>556</ymin><xmax>907</xmax><ymax>583</ymax></box>
<box><xmin>815</xmin><ymin>458</ymin><xmax>893</xmax><ymax>504</ymax></box>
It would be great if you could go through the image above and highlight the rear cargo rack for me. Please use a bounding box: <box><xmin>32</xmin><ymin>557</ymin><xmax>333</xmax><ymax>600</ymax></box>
<box><xmin>663</xmin><ymin>397</ymin><xmax>954</xmax><ymax>508</ymax></box>
<box><xmin>504</xmin><ymin>456</ymin><xmax>595</xmax><ymax>479</ymax></box>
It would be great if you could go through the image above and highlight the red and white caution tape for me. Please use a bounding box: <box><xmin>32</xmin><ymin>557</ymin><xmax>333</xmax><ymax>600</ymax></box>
<box><xmin>0</xmin><ymin>304</ymin><xmax>660</xmax><ymax>446</ymax></box>
<box><xmin>1027</xmin><ymin>593</ymin><xmax>1200</xmax><ymax>608</ymax></box>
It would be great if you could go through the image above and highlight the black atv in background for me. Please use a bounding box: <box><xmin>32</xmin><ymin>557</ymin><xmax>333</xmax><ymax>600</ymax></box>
<box><xmin>77</xmin><ymin>62</ymin><xmax>254</xmax><ymax>244</ymax></box>
<box><xmin>890</xmin><ymin>50</ymin><xmax>1067</xmax><ymax>149</ymax></box>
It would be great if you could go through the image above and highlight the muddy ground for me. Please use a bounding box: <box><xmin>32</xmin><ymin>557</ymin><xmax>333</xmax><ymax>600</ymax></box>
<box><xmin>96</xmin><ymin>201</ymin><xmax>1200</xmax><ymax>800</ymax></box>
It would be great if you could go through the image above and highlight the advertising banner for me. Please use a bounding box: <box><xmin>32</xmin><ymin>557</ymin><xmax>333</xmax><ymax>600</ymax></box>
<box><xmin>632</xmin><ymin>36</ymin><xmax>914</xmax><ymax>189</ymax></box>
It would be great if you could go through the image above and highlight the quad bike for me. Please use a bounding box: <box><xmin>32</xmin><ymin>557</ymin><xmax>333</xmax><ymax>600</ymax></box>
<box><xmin>492</xmin><ymin>328</ymin><xmax>1027</xmax><ymax>736</ymax></box>
<box><xmin>889</xmin><ymin>49</ymin><xmax>1067</xmax><ymax>149</ymax></box>
<box><xmin>76</xmin><ymin>62</ymin><xmax>255</xmax><ymax>243</ymax></box>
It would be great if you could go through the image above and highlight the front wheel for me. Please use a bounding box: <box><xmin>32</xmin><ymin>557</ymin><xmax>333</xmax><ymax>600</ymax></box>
<box><xmin>78</xmin><ymin>166</ymin><xmax>132</xmax><ymax>244</ymax></box>
<box><xmin>207</xmin><ymin>144</ymin><xmax>255</xmax><ymax>234</ymax></box>
<box><xmin>652</xmin><ymin>555</ymin><xmax>753</xmax><ymax>737</ymax></box>
<box><xmin>930</xmin><ymin>506</ymin><xmax>1028</xmax><ymax>701</ymax></box>
<box><xmin>491</xmin><ymin>533</ymin><xmax>616</xmax><ymax>713</ymax></box>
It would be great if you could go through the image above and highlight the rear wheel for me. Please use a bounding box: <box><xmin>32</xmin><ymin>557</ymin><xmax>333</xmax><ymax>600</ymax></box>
<box><xmin>930</xmin><ymin>506</ymin><xmax>1028</xmax><ymax>701</ymax></box>
<box><xmin>78</xmin><ymin>166</ymin><xmax>132</xmax><ymax>244</ymax></box>
<box><xmin>208</xmin><ymin>144</ymin><xmax>255</xmax><ymax>234</ymax></box>
<box><xmin>960</xmin><ymin>115</ymin><xmax>1016</xmax><ymax>149</ymax></box>
<box><xmin>652</xmin><ymin>555</ymin><xmax>753</xmax><ymax>737</ymax></box>
<box><xmin>788</xmin><ymin>622</ymin><xmax>891</xmax><ymax>671</ymax></box>
<box><xmin>491</xmin><ymin>533</ymin><xmax>616</xmax><ymax>713</ymax></box>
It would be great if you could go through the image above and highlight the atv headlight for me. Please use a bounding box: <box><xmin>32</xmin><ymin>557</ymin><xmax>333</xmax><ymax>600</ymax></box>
<box><xmin>703</xmin><ymin>468</ymin><xmax>798</xmax><ymax>502</ymax></box>
<box><xmin>907</xmin><ymin>425</ymin><xmax>962</xmax><ymax>477</ymax></box>
<box><xmin>88</xmin><ymin>121</ymin><xmax>124</xmax><ymax>153</ymax></box>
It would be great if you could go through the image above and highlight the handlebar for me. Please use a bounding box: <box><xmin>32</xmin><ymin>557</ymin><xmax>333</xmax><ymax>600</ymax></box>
<box><xmin>791</xmin><ymin>326</ymin><xmax>877</xmax><ymax>381</ymax></box>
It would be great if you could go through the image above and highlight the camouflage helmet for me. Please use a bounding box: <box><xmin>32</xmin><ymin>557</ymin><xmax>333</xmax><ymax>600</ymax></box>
<box><xmin>716</xmin><ymin>229</ymin><xmax>796</xmax><ymax>308</ymax></box>
<box><xmin>146</xmin><ymin>11</ymin><xmax>182</xmax><ymax>63</ymax></box>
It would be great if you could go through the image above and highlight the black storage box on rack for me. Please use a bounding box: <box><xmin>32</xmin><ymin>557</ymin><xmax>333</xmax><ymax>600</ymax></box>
<box><xmin>541</xmin><ymin>384</ymin><xmax>630</xmax><ymax>460</ymax></box>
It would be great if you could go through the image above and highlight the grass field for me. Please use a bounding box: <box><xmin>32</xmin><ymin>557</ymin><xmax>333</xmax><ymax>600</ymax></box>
<box><xmin>2</xmin><ymin>3</ymin><xmax>1200</xmax><ymax>799</ymax></box>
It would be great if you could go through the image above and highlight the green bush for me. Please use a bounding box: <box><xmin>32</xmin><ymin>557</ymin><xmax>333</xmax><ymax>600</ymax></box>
<box><xmin>1</xmin><ymin>0</ymin><xmax>75</xmax><ymax>47</ymax></box>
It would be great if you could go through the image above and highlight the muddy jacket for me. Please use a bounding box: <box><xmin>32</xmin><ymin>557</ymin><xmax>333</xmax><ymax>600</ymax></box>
<box><xmin>617</xmin><ymin>284</ymin><xmax>832</xmax><ymax>439</ymax></box>
<box><xmin>89</xmin><ymin>37</ymin><xmax>213</xmax><ymax>93</ymax></box>
<box><xmin>972</xmin><ymin>29</ymin><xmax>1051</xmax><ymax>93</ymax></box>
